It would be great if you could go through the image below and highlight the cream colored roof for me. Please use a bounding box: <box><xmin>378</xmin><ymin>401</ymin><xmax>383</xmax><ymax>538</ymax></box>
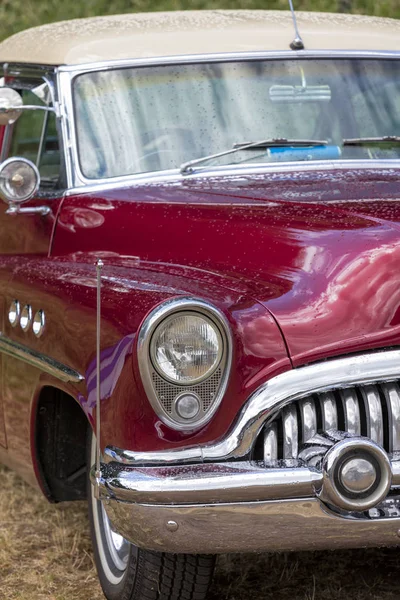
<box><xmin>0</xmin><ymin>10</ymin><xmax>399</xmax><ymax>67</ymax></box>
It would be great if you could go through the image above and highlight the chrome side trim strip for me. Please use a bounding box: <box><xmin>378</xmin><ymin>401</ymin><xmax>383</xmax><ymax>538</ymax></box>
<box><xmin>0</xmin><ymin>333</ymin><xmax>84</xmax><ymax>383</ymax></box>
<box><xmin>105</xmin><ymin>349</ymin><xmax>400</xmax><ymax>465</ymax></box>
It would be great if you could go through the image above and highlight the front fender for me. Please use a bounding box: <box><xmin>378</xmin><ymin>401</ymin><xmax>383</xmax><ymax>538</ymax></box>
<box><xmin>6</xmin><ymin>254</ymin><xmax>290</xmax><ymax>453</ymax></box>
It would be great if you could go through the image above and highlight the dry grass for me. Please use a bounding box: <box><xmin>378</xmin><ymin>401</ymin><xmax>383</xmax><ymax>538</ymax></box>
<box><xmin>0</xmin><ymin>466</ymin><xmax>102</xmax><ymax>600</ymax></box>
<box><xmin>2</xmin><ymin>464</ymin><xmax>400</xmax><ymax>600</ymax></box>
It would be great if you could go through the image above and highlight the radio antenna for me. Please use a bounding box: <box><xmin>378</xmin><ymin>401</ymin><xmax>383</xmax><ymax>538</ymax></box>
<box><xmin>288</xmin><ymin>0</ymin><xmax>304</xmax><ymax>50</ymax></box>
<box><xmin>95</xmin><ymin>258</ymin><xmax>104</xmax><ymax>499</ymax></box>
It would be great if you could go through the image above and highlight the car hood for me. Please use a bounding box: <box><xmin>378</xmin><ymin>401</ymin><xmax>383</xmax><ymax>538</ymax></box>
<box><xmin>57</xmin><ymin>167</ymin><xmax>400</xmax><ymax>367</ymax></box>
<box><xmin>192</xmin><ymin>167</ymin><xmax>400</xmax><ymax>365</ymax></box>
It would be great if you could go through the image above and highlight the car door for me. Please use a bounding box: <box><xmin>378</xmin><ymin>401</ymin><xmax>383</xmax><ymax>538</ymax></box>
<box><xmin>0</xmin><ymin>75</ymin><xmax>65</xmax><ymax>468</ymax></box>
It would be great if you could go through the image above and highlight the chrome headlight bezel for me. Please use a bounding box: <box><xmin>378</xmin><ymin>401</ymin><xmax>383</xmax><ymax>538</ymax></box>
<box><xmin>137</xmin><ymin>298</ymin><xmax>232</xmax><ymax>431</ymax></box>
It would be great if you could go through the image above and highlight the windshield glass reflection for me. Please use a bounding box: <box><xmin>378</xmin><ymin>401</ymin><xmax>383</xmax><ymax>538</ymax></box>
<box><xmin>73</xmin><ymin>58</ymin><xmax>400</xmax><ymax>179</ymax></box>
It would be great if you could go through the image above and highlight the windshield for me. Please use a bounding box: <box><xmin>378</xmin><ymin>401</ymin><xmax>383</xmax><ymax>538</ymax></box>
<box><xmin>73</xmin><ymin>58</ymin><xmax>400</xmax><ymax>179</ymax></box>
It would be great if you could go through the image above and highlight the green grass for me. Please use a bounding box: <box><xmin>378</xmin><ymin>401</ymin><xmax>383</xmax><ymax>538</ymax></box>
<box><xmin>0</xmin><ymin>0</ymin><xmax>398</xmax><ymax>41</ymax></box>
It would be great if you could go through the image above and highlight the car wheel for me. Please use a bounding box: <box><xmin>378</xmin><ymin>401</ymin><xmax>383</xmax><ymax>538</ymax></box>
<box><xmin>87</xmin><ymin>430</ymin><xmax>216</xmax><ymax>600</ymax></box>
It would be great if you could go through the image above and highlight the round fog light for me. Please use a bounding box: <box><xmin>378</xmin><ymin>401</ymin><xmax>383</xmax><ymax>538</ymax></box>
<box><xmin>175</xmin><ymin>393</ymin><xmax>201</xmax><ymax>420</ymax></box>
<box><xmin>340</xmin><ymin>457</ymin><xmax>377</xmax><ymax>494</ymax></box>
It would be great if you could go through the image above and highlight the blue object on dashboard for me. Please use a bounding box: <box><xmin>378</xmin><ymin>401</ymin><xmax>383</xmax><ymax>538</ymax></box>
<box><xmin>267</xmin><ymin>145</ymin><xmax>342</xmax><ymax>161</ymax></box>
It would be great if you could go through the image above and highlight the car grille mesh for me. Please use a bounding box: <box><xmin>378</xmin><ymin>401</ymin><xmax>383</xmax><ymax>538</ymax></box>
<box><xmin>256</xmin><ymin>381</ymin><xmax>400</xmax><ymax>463</ymax></box>
<box><xmin>151</xmin><ymin>367</ymin><xmax>223</xmax><ymax>414</ymax></box>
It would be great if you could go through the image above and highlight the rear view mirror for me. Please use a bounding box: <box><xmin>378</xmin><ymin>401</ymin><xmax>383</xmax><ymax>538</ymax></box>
<box><xmin>269</xmin><ymin>84</ymin><xmax>332</xmax><ymax>103</ymax></box>
<box><xmin>0</xmin><ymin>87</ymin><xmax>23</xmax><ymax>125</ymax></box>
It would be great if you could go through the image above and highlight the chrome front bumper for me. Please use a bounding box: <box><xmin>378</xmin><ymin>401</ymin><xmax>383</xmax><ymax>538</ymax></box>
<box><xmin>96</xmin><ymin>457</ymin><xmax>400</xmax><ymax>553</ymax></box>
<box><xmin>95</xmin><ymin>350</ymin><xmax>400</xmax><ymax>554</ymax></box>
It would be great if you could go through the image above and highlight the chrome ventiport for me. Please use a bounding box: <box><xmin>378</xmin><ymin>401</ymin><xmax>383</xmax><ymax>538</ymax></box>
<box><xmin>32</xmin><ymin>309</ymin><xmax>46</xmax><ymax>338</ymax></box>
<box><xmin>319</xmin><ymin>438</ymin><xmax>392</xmax><ymax>512</ymax></box>
<box><xmin>8</xmin><ymin>299</ymin><xmax>20</xmax><ymax>327</ymax></box>
<box><xmin>20</xmin><ymin>304</ymin><xmax>32</xmax><ymax>331</ymax></box>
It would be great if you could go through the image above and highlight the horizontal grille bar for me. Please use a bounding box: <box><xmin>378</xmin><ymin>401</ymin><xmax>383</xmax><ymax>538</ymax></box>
<box><xmin>257</xmin><ymin>381</ymin><xmax>400</xmax><ymax>463</ymax></box>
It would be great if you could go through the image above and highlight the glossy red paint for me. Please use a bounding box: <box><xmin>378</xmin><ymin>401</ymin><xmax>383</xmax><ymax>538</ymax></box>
<box><xmin>4</xmin><ymin>253</ymin><xmax>289</xmax><ymax>455</ymax></box>
<box><xmin>45</xmin><ymin>166</ymin><xmax>400</xmax><ymax>453</ymax></box>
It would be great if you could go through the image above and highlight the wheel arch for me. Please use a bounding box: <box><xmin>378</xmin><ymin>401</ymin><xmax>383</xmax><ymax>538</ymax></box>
<box><xmin>32</xmin><ymin>384</ymin><xmax>91</xmax><ymax>503</ymax></box>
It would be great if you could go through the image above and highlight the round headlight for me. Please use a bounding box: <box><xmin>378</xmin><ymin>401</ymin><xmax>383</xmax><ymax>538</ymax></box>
<box><xmin>151</xmin><ymin>312</ymin><xmax>223</xmax><ymax>384</ymax></box>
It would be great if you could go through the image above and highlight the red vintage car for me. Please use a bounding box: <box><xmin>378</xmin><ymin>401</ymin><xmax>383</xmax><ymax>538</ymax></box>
<box><xmin>0</xmin><ymin>8</ymin><xmax>399</xmax><ymax>600</ymax></box>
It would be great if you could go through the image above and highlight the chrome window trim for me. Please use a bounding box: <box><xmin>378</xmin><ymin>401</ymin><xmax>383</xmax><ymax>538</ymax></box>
<box><xmin>0</xmin><ymin>332</ymin><xmax>84</xmax><ymax>383</ymax></box>
<box><xmin>105</xmin><ymin>349</ymin><xmax>400</xmax><ymax>465</ymax></box>
<box><xmin>137</xmin><ymin>297</ymin><xmax>232</xmax><ymax>432</ymax></box>
<box><xmin>53</xmin><ymin>50</ymin><xmax>400</xmax><ymax>190</ymax></box>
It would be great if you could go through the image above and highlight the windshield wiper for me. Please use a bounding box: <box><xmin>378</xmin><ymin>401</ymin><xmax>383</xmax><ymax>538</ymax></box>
<box><xmin>343</xmin><ymin>136</ymin><xmax>400</xmax><ymax>146</ymax></box>
<box><xmin>180</xmin><ymin>138</ymin><xmax>328</xmax><ymax>175</ymax></box>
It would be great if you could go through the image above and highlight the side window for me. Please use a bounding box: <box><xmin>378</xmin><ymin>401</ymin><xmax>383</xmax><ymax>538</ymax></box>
<box><xmin>8</xmin><ymin>88</ymin><xmax>61</xmax><ymax>189</ymax></box>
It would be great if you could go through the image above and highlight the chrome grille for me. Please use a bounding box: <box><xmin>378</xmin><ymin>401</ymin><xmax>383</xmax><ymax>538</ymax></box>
<box><xmin>256</xmin><ymin>382</ymin><xmax>400</xmax><ymax>462</ymax></box>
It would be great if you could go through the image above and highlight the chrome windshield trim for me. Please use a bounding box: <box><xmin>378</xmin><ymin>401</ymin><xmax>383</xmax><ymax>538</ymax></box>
<box><xmin>56</xmin><ymin>50</ymin><xmax>400</xmax><ymax>190</ymax></box>
<box><xmin>0</xmin><ymin>333</ymin><xmax>84</xmax><ymax>383</ymax></box>
<box><xmin>57</xmin><ymin>50</ymin><xmax>400</xmax><ymax>73</ymax></box>
<box><xmin>105</xmin><ymin>349</ymin><xmax>400</xmax><ymax>465</ymax></box>
<box><xmin>65</xmin><ymin>159</ymin><xmax>400</xmax><ymax>197</ymax></box>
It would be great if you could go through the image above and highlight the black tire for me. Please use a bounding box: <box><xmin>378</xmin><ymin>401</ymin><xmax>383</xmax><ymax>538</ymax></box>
<box><xmin>87</xmin><ymin>430</ymin><xmax>216</xmax><ymax>600</ymax></box>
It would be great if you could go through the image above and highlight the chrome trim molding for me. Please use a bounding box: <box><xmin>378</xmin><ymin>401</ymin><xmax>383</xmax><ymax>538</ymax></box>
<box><xmin>137</xmin><ymin>297</ymin><xmax>232</xmax><ymax>432</ymax></box>
<box><xmin>93</xmin><ymin>461</ymin><xmax>320</xmax><ymax>505</ymax></box>
<box><xmin>97</xmin><ymin>442</ymin><xmax>400</xmax><ymax>507</ymax></box>
<box><xmin>104</xmin><ymin>497</ymin><xmax>400</xmax><ymax>555</ymax></box>
<box><xmin>64</xmin><ymin>159</ymin><xmax>400</xmax><ymax>197</ymax></box>
<box><xmin>58</xmin><ymin>50</ymin><xmax>400</xmax><ymax>74</ymax></box>
<box><xmin>0</xmin><ymin>333</ymin><xmax>84</xmax><ymax>383</ymax></box>
<box><xmin>105</xmin><ymin>349</ymin><xmax>400</xmax><ymax>465</ymax></box>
